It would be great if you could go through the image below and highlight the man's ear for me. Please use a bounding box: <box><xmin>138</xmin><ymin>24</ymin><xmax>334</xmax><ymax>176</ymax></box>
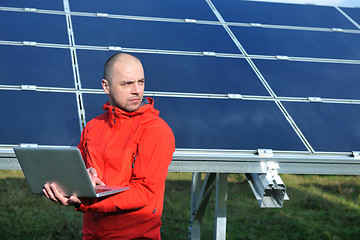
<box><xmin>102</xmin><ymin>79</ymin><xmax>110</xmax><ymax>94</ymax></box>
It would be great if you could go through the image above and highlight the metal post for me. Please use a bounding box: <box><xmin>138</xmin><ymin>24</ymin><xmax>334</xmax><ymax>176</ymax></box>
<box><xmin>215</xmin><ymin>173</ymin><xmax>227</xmax><ymax>239</ymax></box>
<box><xmin>189</xmin><ymin>172</ymin><xmax>202</xmax><ymax>240</ymax></box>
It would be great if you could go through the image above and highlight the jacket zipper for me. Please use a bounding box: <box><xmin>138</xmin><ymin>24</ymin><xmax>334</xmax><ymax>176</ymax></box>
<box><xmin>112</xmin><ymin>108</ymin><xmax>116</xmax><ymax>124</ymax></box>
<box><xmin>132</xmin><ymin>145</ymin><xmax>139</xmax><ymax>178</ymax></box>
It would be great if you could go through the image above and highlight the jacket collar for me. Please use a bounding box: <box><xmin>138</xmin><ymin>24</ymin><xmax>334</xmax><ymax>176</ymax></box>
<box><xmin>103</xmin><ymin>97</ymin><xmax>158</xmax><ymax>122</ymax></box>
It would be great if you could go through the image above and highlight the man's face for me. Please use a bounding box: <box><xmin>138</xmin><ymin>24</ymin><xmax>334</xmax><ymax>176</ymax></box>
<box><xmin>102</xmin><ymin>60</ymin><xmax>145</xmax><ymax>112</ymax></box>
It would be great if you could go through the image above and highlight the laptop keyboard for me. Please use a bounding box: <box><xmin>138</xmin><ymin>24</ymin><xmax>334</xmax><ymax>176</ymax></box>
<box><xmin>95</xmin><ymin>188</ymin><xmax>111</xmax><ymax>193</ymax></box>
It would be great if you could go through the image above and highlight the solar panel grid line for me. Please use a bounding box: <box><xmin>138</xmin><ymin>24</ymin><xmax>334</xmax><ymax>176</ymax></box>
<box><xmin>277</xmin><ymin>97</ymin><xmax>360</xmax><ymax>105</ymax></box>
<box><xmin>0</xmin><ymin>85</ymin><xmax>76</xmax><ymax>93</ymax></box>
<box><xmin>79</xmin><ymin>88</ymin><xmax>360</xmax><ymax>105</ymax></box>
<box><xmin>249</xmin><ymin>54</ymin><xmax>360</xmax><ymax>64</ymax></box>
<box><xmin>64</xmin><ymin>0</ymin><xmax>86</xmax><ymax>130</ymax></box>
<box><xmin>69</xmin><ymin>11</ymin><xmax>223</xmax><ymax>27</ymax></box>
<box><xmin>0</xmin><ymin>6</ymin><xmax>65</xmax><ymax>16</ymax></box>
<box><xmin>226</xmin><ymin>21</ymin><xmax>360</xmax><ymax>34</ymax></box>
<box><xmin>336</xmin><ymin>6</ymin><xmax>360</xmax><ymax>30</ymax></box>
<box><xmin>0</xmin><ymin>40</ymin><xmax>70</xmax><ymax>49</ymax></box>
<box><xmin>2</xmin><ymin>84</ymin><xmax>360</xmax><ymax>105</ymax></box>
<box><xmin>74</xmin><ymin>45</ymin><xmax>210</xmax><ymax>57</ymax></box>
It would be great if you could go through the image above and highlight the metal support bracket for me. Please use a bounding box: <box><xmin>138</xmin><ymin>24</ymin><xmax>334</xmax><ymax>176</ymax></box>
<box><xmin>20</xmin><ymin>143</ymin><xmax>38</xmax><ymax>148</ymax></box>
<box><xmin>245</xmin><ymin>161</ymin><xmax>288</xmax><ymax>208</ymax></box>
<box><xmin>308</xmin><ymin>97</ymin><xmax>323</xmax><ymax>103</ymax></box>
<box><xmin>227</xmin><ymin>93</ymin><xmax>243</xmax><ymax>100</ymax></box>
<box><xmin>189</xmin><ymin>172</ymin><xmax>217</xmax><ymax>239</ymax></box>
<box><xmin>108</xmin><ymin>46</ymin><xmax>122</xmax><ymax>51</ymax></box>
<box><xmin>189</xmin><ymin>173</ymin><xmax>227</xmax><ymax>240</ymax></box>
<box><xmin>202</xmin><ymin>51</ymin><xmax>216</xmax><ymax>56</ymax></box>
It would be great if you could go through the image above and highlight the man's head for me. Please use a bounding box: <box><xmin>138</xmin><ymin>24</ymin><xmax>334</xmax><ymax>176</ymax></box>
<box><xmin>102</xmin><ymin>53</ymin><xmax>145</xmax><ymax>112</ymax></box>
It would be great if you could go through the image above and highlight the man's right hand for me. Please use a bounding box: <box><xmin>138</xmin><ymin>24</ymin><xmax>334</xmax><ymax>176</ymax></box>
<box><xmin>87</xmin><ymin>167</ymin><xmax>105</xmax><ymax>186</ymax></box>
<box><xmin>43</xmin><ymin>183</ymin><xmax>82</xmax><ymax>207</ymax></box>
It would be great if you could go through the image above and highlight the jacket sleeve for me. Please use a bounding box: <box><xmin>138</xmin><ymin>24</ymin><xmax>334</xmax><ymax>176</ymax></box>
<box><xmin>77</xmin><ymin>120</ymin><xmax>175</xmax><ymax>213</ymax></box>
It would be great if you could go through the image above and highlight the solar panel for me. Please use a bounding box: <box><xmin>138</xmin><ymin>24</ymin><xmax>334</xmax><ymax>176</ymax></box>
<box><xmin>0</xmin><ymin>91</ymin><xmax>80</xmax><ymax>146</ymax></box>
<box><xmin>0</xmin><ymin>45</ymin><xmax>74</xmax><ymax>88</ymax></box>
<box><xmin>0</xmin><ymin>0</ymin><xmax>359</xmax><ymax>154</ymax></box>
<box><xmin>212</xmin><ymin>0</ymin><xmax>358</xmax><ymax>29</ymax></box>
<box><xmin>230</xmin><ymin>27</ymin><xmax>360</xmax><ymax>59</ymax></box>
<box><xmin>71</xmin><ymin>16</ymin><xmax>239</xmax><ymax>53</ymax></box>
<box><xmin>0</xmin><ymin>11</ymin><xmax>68</xmax><ymax>44</ymax></box>
<box><xmin>253</xmin><ymin>60</ymin><xmax>360</xmax><ymax>99</ymax></box>
<box><xmin>69</xmin><ymin>0</ymin><xmax>217</xmax><ymax>21</ymax></box>
<box><xmin>283</xmin><ymin>102</ymin><xmax>360</xmax><ymax>152</ymax></box>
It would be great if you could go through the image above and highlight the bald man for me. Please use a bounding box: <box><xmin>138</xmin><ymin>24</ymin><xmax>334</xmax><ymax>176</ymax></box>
<box><xmin>43</xmin><ymin>53</ymin><xmax>175</xmax><ymax>239</ymax></box>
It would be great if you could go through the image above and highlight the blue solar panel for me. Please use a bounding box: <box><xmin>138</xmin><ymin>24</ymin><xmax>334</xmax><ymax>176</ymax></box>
<box><xmin>0</xmin><ymin>45</ymin><xmax>74</xmax><ymax>88</ymax></box>
<box><xmin>0</xmin><ymin>91</ymin><xmax>80</xmax><ymax>146</ymax></box>
<box><xmin>230</xmin><ymin>27</ymin><xmax>360</xmax><ymax>59</ymax></box>
<box><xmin>71</xmin><ymin>16</ymin><xmax>240</xmax><ymax>53</ymax></box>
<box><xmin>212</xmin><ymin>0</ymin><xmax>358</xmax><ymax>29</ymax></box>
<box><xmin>0</xmin><ymin>11</ymin><xmax>68</xmax><ymax>44</ymax></box>
<box><xmin>69</xmin><ymin>0</ymin><xmax>217</xmax><ymax>21</ymax></box>
<box><xmin>283</xmin><ymin>102</ymin><xmax>360</xmax><ymax>152</ymax></box>
<box><xmin>254</xmin><ymin>60</ymin><xmax>360</xmax><ymax>99</ymax></box>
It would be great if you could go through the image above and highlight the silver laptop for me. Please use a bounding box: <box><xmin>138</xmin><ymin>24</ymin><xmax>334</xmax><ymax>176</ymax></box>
<box><xmin>13</xmin><ymin>146</ymin><xmax>129</xmax><ymax>198</ymax></box>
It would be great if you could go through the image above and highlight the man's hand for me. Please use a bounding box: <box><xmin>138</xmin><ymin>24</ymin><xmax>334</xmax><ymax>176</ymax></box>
<box><xmin>42</xmin><ymin>183</ymin><xmax>81</xmax><ymax>207</ymax></box>
<box><xmin>87</xmin><ymin>167</ymin><xmax>105</xmax><ymax>186</ymax></box>
<box><xmin>42</xmin><ymin>167</ymin><xmax>104</xmax><ymax>207</ymax></box>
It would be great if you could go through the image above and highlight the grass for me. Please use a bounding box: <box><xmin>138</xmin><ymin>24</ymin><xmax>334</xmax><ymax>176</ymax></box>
<box><xmin>1</xmin><ymin>171</ymin><xmax>360</xmax><ymax>239</ymax></box>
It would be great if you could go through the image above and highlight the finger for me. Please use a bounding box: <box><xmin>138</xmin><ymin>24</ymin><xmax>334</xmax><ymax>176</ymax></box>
<box><xmin>94</xmin><ymin>178</ymin><xmax>105</xmax><ymax>186</ymax></box>
<box><xmin>42</xmin><ymin>187</ymin><xmax>50</xmax><ymax>199</ymax></box>
<box><xmin>44</xmin><ymin>184</ymin><xmax>58</xmax><ymax>202</ymax></box>
<box><xmin>69</xmin><ymin>196</ymin><xmax>81</xmax><ymax>205</ymax></box>
<box><xmin>88</xmin><ymin>167</ymin><xmax>97</xmax><ymax>178</ymax></box>
<box><xmin>50</xmin><ymin>184</ymin><xmax>70</xmax><ymax>206</ymax></box>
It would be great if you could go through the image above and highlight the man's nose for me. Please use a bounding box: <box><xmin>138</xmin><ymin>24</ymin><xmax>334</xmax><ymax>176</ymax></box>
<box><xmin>132</xmin><ymin>83</ymin><xmax>141</xmax><ymax>95</ymax></box>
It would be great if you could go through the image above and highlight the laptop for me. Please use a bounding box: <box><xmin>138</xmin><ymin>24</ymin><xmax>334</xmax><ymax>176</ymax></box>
<box><xmin>13</xmin><ymin>146</ymin><xmax>129</xmax><ymax>198</ymax></box>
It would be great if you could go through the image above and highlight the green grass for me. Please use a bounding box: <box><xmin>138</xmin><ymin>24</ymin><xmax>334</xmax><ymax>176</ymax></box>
<box><xmin>1</xmin><ymin>171</ymin><xmax>360</xmax><ymax>239</ymax></box>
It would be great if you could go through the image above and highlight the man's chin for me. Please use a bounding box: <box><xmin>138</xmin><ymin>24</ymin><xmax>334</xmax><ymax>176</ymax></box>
<box><xmin>126</xmin><ymin>102</ymin><xmax>142</xmax><ymax>112</ymax></box>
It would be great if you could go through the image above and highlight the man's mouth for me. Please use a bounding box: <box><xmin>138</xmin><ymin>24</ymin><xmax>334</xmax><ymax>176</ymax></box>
<box><xmin>129</xmin><ymin>98</ymin><xmax>140</xmax><ymax>103</ymax></box>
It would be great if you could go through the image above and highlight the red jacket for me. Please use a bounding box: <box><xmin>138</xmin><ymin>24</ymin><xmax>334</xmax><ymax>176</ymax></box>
<box><xmin>76</xmin><ymin>98</ymin><xmax>175</xmax><ymax>239</ymax></box>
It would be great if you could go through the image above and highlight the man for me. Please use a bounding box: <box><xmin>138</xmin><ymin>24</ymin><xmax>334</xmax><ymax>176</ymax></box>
<box><xmin>43</xmin><ymin>53</ymin><xmax>175</xmax><ymax>239</ymax></box>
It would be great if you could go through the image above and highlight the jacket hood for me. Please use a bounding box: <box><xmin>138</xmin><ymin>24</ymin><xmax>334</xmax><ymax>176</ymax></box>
<box><xmin>103</xmin><ymin>97</ymin><xmax>159</xmax><ymax>123</ymax></box>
